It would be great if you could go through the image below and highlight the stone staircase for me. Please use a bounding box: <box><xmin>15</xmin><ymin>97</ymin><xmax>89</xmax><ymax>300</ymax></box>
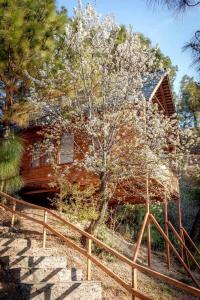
<box><xmin>0</xmin><ymin>235</ymin><xmax>102</xmax><ymax>300</ymax></box>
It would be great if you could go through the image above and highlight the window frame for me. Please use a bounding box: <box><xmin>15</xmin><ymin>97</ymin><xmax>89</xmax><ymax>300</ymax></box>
<box><xmin>58</xmin><ymin>133</ymin><xmax>74</xmax><ymax>165</ymax></box>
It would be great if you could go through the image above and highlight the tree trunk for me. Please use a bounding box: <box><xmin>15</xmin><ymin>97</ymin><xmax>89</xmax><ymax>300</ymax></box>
<box><xmin>193</xmin><ymin>111</ymin><xmax>200</xmax><ymax>128</ymax></box>
<box><xmin>5</xmin><ymin>85</ymin><xmax>14</xmax><ymax>109</ymax></box>
<box><xmin>190</xmin><ymin>206</ymin><xmax>200</xmax><ymax>244</ymax></box>
<box><xmin>87</xmin><ymin>197</ymin><xmax>108</xmax><ymax>235</ymax></box>
<box><xmin>81</xmin><ymin>173</ymin><xmax>109</xmax><ymax>246</ymax></box>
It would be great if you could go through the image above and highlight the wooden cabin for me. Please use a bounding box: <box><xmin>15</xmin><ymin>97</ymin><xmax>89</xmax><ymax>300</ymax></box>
<box><xmin>20</xmin><ymin>71</ymin><xmax>179</xmax><ymax>204</ymax></box>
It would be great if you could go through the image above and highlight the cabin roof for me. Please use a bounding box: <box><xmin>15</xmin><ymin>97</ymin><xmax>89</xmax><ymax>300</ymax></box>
<box><xmin>0</xmin><ymin>70</ymin><xmax>175</xmax><ymax>128</ymax></box>
<box><xmin>143</xmin><ymin>70</ymin><xmax>175</xmax><ymax>115</ymax></box>
<box><xmin>143</xmin><ymin>70</ymin><xmax>166</xmax><ymax>100</ymax></box>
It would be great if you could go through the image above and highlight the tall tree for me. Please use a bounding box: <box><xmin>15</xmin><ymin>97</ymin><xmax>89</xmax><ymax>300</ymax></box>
<box><xmin>0</xmin><ymin>0</ymin><xmax>67</xmax><ymax>123</ymax></box>
<box><xmin>178</xmin><ymin>75</ymin><xmax>200</xmax><ymax>128</ymax></box>
<box><xmin>148</xmin><ymin>0</ymin><xmax>200</xmax><ymax>10</ymax></box>
<box><xmin>0</xmin><ymin>0</ymin><xmax>67</xmax><ymax>193</ymax></box>
<box><xmin>148</xmin><ymin>0</ymin><xmax>200</xmax><ymax>71</ymax></box>
<box><xmin>184</xmin><ymin>31</ymin><xmax>200</xmax><ymax>72</ymax></box>
<box><xmin>139</xmin><ymin>33</ymin><xmax>177</xmax><ymax>81</ymax></box>
<box><xmin>31</xmin><ymin>4</ymin><xmax>195</xmax><ymax>235</ymax></box>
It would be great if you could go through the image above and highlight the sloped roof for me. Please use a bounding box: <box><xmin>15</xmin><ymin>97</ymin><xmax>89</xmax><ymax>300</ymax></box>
<box><xmin>143</xmin><ymin>70</ymin><xmax>175</xmax><ymax>115</ymax></box>
<box><xmin>143</xmin><ymin>70</ymin><xmax>167</xmax><ymax>100</ymax></box>
<box><xmin>0</xmin><ymin>70</ymin><xmax>175</xmax><ymax>125</ymax></box>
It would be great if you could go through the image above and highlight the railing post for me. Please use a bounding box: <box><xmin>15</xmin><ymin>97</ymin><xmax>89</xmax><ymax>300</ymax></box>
<box><xmin>132</xmin><ymin>267</ymin><xmax>137</xmax><ymax>300</ymax></box>
<box><xmin>87</xmin><ymin>238</ymin><xmax>92</xmax><ymax>280</ymax></box>
<box><xmin>11</xmin><ymin>201</ymin><xmax>16</xmax><ymax>227</ymax></box>
<box><xmin>43</xmin><ymin>211</ymin><xmax>48</xmax><ymax>249</ymax></box>
<box><xmin>164</xmin><ymin>195</ymin><xmax>170</xmax><ymax>269</ymax></box>
<box><xmin>146</xmin><ymin>174</ymin><xmax>151</xmax><ymax>268</ymax></box>
<box><xmin>177</xmin><ymin>186</ymin><xmax>184</xmax><ymax>261</ymax></box>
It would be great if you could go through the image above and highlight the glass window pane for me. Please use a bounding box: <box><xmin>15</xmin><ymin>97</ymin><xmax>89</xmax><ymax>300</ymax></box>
<box><xmin>31</xmin><ymin>153</ymin><xmax>40</xmax><ymax>167</ymax></box>
<box><xmin>31</xmin><ymin>143</ymin><xmax>42</xmax><ymax>167</ymax></box>
<box><xmin>43</xmin><ymin>152</ymin><xmax>53</xmax><ymax>165</ymax></box>
<box><xmin>60</xmin><ymin>133</ymin><xmax>74</xmax><ymax>164</ymax></box>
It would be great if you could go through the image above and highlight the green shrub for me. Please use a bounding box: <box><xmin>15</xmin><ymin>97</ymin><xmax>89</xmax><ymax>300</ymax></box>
<box><xmin>113</xmin><ymin>203</ymin><xmax>177</xmax><ymax>251</ymax></box>
<box><xmin>93</xmin><ymin>225</ymin><xmax>116</xmax><ymax>262</ymax></box>
<box><xmin>49</xmin><ymin>174</ymin><xmax>99</xmax><ymax>223</ymax></box>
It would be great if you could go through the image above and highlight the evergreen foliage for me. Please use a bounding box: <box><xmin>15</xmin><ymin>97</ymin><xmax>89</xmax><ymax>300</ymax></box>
<box><xmin>139</xmin><ymin>33</ymin><xmax>178</xmax><ymax>81</ymax></box>
<box><xmin>148</xmin><ymin>0</ymin><xmax>200</xmax><ymax>11</ymax></box>
<box><xmin>113</xmin><ymin>203</ymin><xmax>177</xmax><ymax>250</ymax></box>
<box><xmin>0</xmin><ymin>0</ymin><xmax>68</xmax><ymax>193</ymax></box>
<box><xmin>0</xmin><ymin>132</ymin><xmax>24</xmax><ymax>193</ymax></box>
<box><xmin>184</xmin><ymin>31</ymin><xmax>200</xmax><ymax>72</ymax></box>
<box><xmin>0</xmin><ymin>0</ymin><xmax>67</xmax><ymax>111</ymax></box>
<box><xmin>148</xmin><ymin>1</ymin><xmax>200</xmax><ymax>73</ymax></box>
<box><xmin>178</xmin><ymin>75</ymin><xmax>200</xmax><ymax>127</ymax></box>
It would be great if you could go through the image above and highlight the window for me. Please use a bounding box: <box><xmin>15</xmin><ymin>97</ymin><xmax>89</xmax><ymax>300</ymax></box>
<box><xmin>31</xmin><ymin>142</ymin><xmax>53</xmax><ymax>167</ymax></box>
<box><xmin>43</xmin><ymin>150</ymin><xmax>54</xmax><ymax>165</ymax></box>
<box><xmin>31</xmin><ymin>143</ymin><xmax>41</xmax><ymax>168</ymax></box>
<box><xmin>59</xmin><ymin>133</ymin><xmax>74</xmax><ymax>164</ymax></box>
<box><xmin>31</xmin><ymin>153</ymin><xmax>40</xmax><ymax>167</ymax></box>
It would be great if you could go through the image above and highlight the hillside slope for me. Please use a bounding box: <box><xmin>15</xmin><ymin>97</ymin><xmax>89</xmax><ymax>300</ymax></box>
<box><xmin>0</xmin><ymin>206</ymin><xmax>199</xmax><ymax>300</ymax></box>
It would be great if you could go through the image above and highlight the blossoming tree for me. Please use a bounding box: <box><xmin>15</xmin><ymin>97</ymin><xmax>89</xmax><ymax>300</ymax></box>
<box><xmin>30</xmin><ymin>4</ymin><xmax>196</xmax><ymax>235</ymax></box>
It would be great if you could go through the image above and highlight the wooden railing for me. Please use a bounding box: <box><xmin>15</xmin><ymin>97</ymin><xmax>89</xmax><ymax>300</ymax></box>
<box><xmin>167</xmin><ymin>222</ymin><xmax>200</xmax><ymax>273</ymax></box>
<box><xmin>0</xmin><ymin>191</ymin><xmax>200</xmax><ymax>299</ymax></box>
<box><xmin>181</xmin><ymin>226</ymin><xmax>200</xmax><ymax>258</ymax></box>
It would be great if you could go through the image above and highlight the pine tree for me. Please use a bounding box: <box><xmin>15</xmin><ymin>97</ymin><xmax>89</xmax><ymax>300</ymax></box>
<box><xmin>0</xmin><ymin>0</ymin><xmax>67</xmax><ymax>112</ymax></box>
<box><xmin>0</xmin><ymin>0</ymin><xmax>67</xmax><ymax>193</ymax></box>
<box><xmin>148</xmin><ymin>1</ymin><xmax>200</xmax><ymax>72</ymax></box>
<box><xmin>178</xmin><ymin>75</ymin><xmax>200</xmax><ymax>128</ymax></box>
<box><xmin>0</xmin><ymin>131</ymin><xmax>24</xmax><ymax>193</ymax></box>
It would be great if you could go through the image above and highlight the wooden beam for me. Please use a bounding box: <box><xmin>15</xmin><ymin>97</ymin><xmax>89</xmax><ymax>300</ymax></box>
<box><xmin>164</xmin><ymin>198</ymin><xmax>170</xmax><ymax>269</ymax></box>
<box><xmin>159</xmin><ymin>84</ymin><xmax>168</xmax><ymax>115</ymax></box>
<box><xmin>132</xmin><ymin>268</ymin><xmax>138</xmax><ymax>300</ymax></box>
<box><xmin>154</xmin><ymin>95</ymin><xmax>167</xmax><ymax>113</ymax></box>
<box><xmin>168</xmin><ymin>222</ymin><xmax>200</xmax><ymax>273</ymax></box>
<box><xmin>146</xmin><ymin>175</ymin><xmax>151</xmax><ymax>268</ymax></box>
<box><xmin>87</xmin><ymin>238</ymin><xmax>92</xmax><ymax>280</ymax></box>
<box><xmin>23</xmin><ymin>189</ymin><xmax>56</xmax><ymax>195</ymax></box>
<box><xmin>11</xmin><ymin>200</ymin><xmax>16</xmax><ymax>227</ymax></box>
<box><xmin>42</xmin><ymin>211</ymin><xmax>48</xmax><ymax>249</ymax></box>
<box><xmin>133</xmin><ymin>213</ymin><xmax>149</xmax><ymax>262</ymax></box>
<box><xmin>181</xmin><ymin>227</ymin><xmax>200</xmax><ymax>257</ymax></box>
<box><xmin>149</xmin><ymin>214</ymin><xmax>200</xmax><ymax>288</ymax></box>
<box><xmin>177</xmin><ymin>196</ymin><xmax>184</xmax><ymax>260</ymax></box>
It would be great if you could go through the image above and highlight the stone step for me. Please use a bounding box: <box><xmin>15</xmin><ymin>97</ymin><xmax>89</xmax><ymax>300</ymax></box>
<box><xmin>3</xmin><ymin>281</ymin><xmax>102</xmax><ymax>300</ymax></box>
<box><xmin>0</xmin><ymin>226</ymin><xmax>10</xmax><ymax>234</ymax></box>
<box><xmin>0</xmin><ymin>267</ymin><xmax>82</xmax><ymax>283</ymax></box>
<box><xmin>0</xmin><ymin>246</ymin><xmax>63</xmax><ymax>257</ymax></box>
<box><xmin>0</xmin><ymin>238</ymin><xmax>38</xmax><ymax>248</ymax></box>
<box><xmin>0</xmin><ymin>256</ymin><xmax>67</xmax><ymax>269</ymax></box>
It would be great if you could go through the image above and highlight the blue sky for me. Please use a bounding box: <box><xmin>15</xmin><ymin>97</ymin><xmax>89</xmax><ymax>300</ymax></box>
<box><xmin>57</xmin><ymin>0</ymin><xmax>200</xmax><ymax>92</ymax></box>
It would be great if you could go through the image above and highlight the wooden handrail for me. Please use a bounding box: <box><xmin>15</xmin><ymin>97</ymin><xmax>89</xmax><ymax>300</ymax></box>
<box><xmin>181</xmin><ymin>226</ymin><xmax>200</xmax><ymax>257</ymax></box>
<box><xmin>0</xmin><ymin>202</ymin><xmax>150</xmax><ymax>300</ymax></box>
<box><xmin>133</xmin><ymin>213</ymin><xmax>148</xmax><ymax>262</ymax></box>
<box><xmin>149</xmin><ymin>214</ymin><xmax>200</xmax><ymax>289</ymax></box>
<box><xmin>0</xmin><ymin>192</ymin><xmax>200</xmax><ymax>298</ymax></box>
<box><xmin>168</xmin><ymin>222</ymin><xmax>200</xmax><ymax>272</ymax></box>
